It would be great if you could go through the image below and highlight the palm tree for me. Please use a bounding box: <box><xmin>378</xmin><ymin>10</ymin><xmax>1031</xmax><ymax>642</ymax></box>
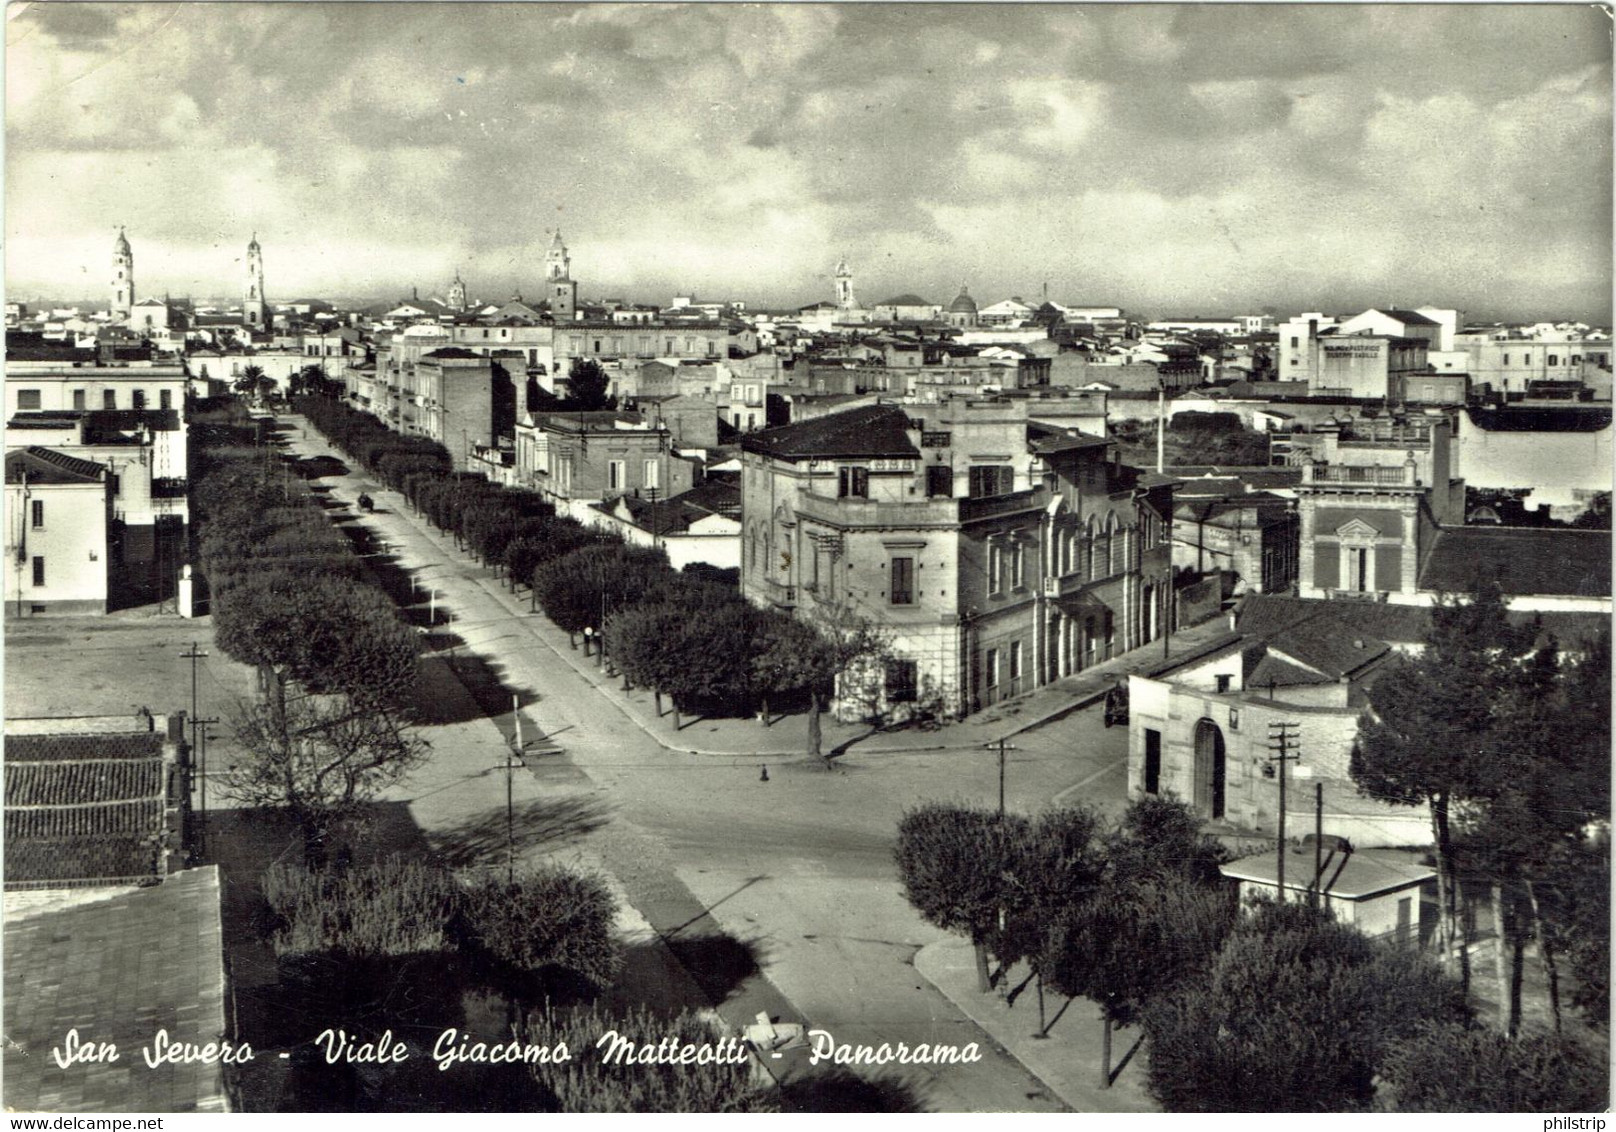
<box><xmin>234</xmin><ymin>364</ymin><xmax>268</xmax><ymax>405</ymax></box>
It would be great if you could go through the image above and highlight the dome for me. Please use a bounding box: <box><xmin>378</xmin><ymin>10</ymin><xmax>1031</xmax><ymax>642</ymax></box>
<box><xmin>114</xmin><ymin>228</ymin><xmax>131</xmax><ymax>254</ymax></box>
<box><xmin>948</xmin><ymin>287</ymin><xmax>978</xmax><ymax>314</ymax></box>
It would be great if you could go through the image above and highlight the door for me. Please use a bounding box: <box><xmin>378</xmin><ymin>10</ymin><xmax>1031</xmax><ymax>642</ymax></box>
<box><xmin>1193</xmin><ymin>718</ymin><xmax>1227</xmax><ymax>820</ymax></box>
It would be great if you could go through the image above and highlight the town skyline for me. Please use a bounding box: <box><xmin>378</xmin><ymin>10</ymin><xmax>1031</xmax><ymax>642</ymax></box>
<box><xmin>7</xmin><ymin>3</ymin><xmax>1612</xmax><ymax>323</ymax></box>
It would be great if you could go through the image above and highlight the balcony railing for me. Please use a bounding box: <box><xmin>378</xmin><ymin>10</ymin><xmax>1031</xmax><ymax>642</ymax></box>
<box><xmin>959</xmin><ymin>487</ymin><xmax>1046</xmax><ymax>522</ymax></box>
<box><xmin>1303</xmin><ymin>463</ymin><xmax>1415</xmax><ymax>487</ymax></box>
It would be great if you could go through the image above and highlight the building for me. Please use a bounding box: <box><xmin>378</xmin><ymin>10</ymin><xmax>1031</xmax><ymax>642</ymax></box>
<box><xmin>4</xmin><ymin>448</ymin><xmax>112</xmax><ymax>616</ymax></box>
<box><xmin>1334</xmin><ymin>308</ymin><xmax>1443</xmax><ymax>347</ymax></box>
<box><xmin>513</xmin><ymin>410</ymin><xmax>693</xmax><ymax>520</ymax></box>
<box><xmin>1172</xmin><ymin>491</ymin><xmax>1299</xmax><ymax>595</ymax></box>
<box><xmin>1452</xmin><ymin>329</ymin><xmax>1613</xmax><ymax>395</ymax></box>
<box><xmin>243</xmin><ymin>233</ymin><xmax>269</xmax><ymax>332</ymax></box>
<box><xmin>1309</xmin><ymin>332</ymin><xmax>1430</xmax><ymax>400</ymax></box>
<box><xmin>872</xmin><ymin>295</ymin><xmax>941</xmax><ymax>323</ymax></box>
<box><xmin>739</xmin><ymin>400</ymin><xmax>1175</xmax><ymax>718</ymax></box>
<box><xmin>1456</xmin><ymin>404</ymin><xmax>1613</xmax><ymax>515</ymax></box>
<box><xmin>1126</xmin><ymin>626</ymin><xmax>1430</xmax><ymax>847</ymax></box>
<box><xmin>945</xmin><ymin>287</ymin><xmax>979</xmax><ymax>329</ymax></box>
<box><xmin>6</xmin><ymin>358</ymin><xmax>188</xmax><ymax>417</ymax></box>
<box><xmin>1221</xmin><ymin>847</ymin><xmax>1437</xmax><ymax>947</ymax></box>
<box><xmin>584</xmin><ymin>478</ymin><xmax>742</xmax><ymax>571</ymax></box>
<box><xmin>110</xmin><ymin>228</ymin><xmax>134</xmax><ymax>320</ymax></box>
<box><xmin>545</xmin><ymin>230</ymin><xmax>578</xmax><ymax>322</ymax></box>
<box><xmin>1275</xmin><ymin>312</ymin><xmax>1339</xmax><ymax>384</ymax></box>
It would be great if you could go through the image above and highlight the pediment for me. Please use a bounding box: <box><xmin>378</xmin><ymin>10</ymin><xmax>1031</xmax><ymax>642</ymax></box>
<box><xmin>1335</xmin><ymin>518</ymin><xmax>1381</xmax><ymax>541</ymax></box>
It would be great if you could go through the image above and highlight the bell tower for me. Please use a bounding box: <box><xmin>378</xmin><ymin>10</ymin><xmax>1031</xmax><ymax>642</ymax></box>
<box><xmin>111</xmin><ymin>228</ymin><xmax>134</xmax><ymax>320</ymax></box>
<box><xmin>244</xmin><ymin>233</ymin><xmax>269</xmax><ymax>331</ymax></box>
<box><xmin>834</xmin><ymin>258</ymin><xmax>856</xmax><ymax>310</ymax></box>
<box><xmin>546</xmin><ymin>231</ymin><xmax>576</xmax><ymax>321</ymax></box>
<box><xmin>447</xmin><ymin>269</ymin><xmax>468</xmax><ymax>312</ymax></box>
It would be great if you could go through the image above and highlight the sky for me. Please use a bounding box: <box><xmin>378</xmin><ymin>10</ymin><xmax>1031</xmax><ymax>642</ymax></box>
<box><xmin>6</xmin><ymin>3</ymin><xmax>1612</xmax><ymax>321</ymax></box>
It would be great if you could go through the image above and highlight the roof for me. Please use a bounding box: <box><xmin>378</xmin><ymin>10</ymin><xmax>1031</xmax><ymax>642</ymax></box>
<box><xmin>1222</xmin><ymin>848</ymin><xmax>1434</xmax><ymax>899</ymax></box>
<box><xmin>3</xmin><ymin>867</ymin><xmax>229</xmax><ymax>1112</ymax></box>
<box><xmin>4</xmin><ymin>730</ymin><xmax>170</xmax><ymax>887</ymax></box>
<box><xmin>740</xmin><ymin>404</ymin><xmax>920</xmax><ymax>462</ymax></box>
<box><xmin>1464</xmin><ymin>406</ymin><xmax>1612</xmax><ymax>433</ymax></box>
<box><xmin>1418</xmin><ymin>528</ymin><xmax>1611</xmax><ymax>598</ymax></box>
<box><xmin>1027</xmin><ymin>421</ymin><xmax>1112</xmax><ymax>456</ymax></box>
<box><xmin>1261</xmin><ymin>625</ymin><xmax>1390</xmax><ymax>681</ymax></box>
<box><xmin>4</xmin><ymin>447</ymin><xmax>107</xmax><ymax>486</ymax></box>
<box><xmin>1376</xmin><ymin>309</ymin><xmax>1440</xmax><ymax>327</ymax></box>
<box><xmin>1238</xmin><ymin>592</ymin><xmax>1611</xmax><ymax>650</ymax></box>
<box><xmin>421</xmin><ymin>347</ymin><xmax>483</xmax><ymax>360</ymax></box>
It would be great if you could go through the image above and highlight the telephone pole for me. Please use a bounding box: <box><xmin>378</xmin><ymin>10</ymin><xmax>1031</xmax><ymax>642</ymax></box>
<box><xmin>986</xmin><ymin>738</ymin><xmax>1016</xmax><ymax>817</ymax></box>
<box><xmin>1267</xmin><ymin>721</ymin><xmax>1301</xmax><ymax>902</ymax></box>
<box><xmin>179</xmin><ymin>642</ymin><xmax>209</xmax><ymax>809</ymax></box>
<box><xmin>498</xmin><ymin>694</ymin><xmax>526</xmax><ymax>886</ymax></box>
<box><xmin>192</xmin><ymin>716</ymin><xmax>220</xmax><ymax>858</ymax></box>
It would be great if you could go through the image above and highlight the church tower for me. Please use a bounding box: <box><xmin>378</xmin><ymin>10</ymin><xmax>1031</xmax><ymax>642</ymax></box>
<box><xmin>834</xmin><ymin>259</ymin><xmax>857</xmax><ymax>310</ymax></box>
<box><xmin>447</xmin><ymin>269</ymin><xmax>468</xmax><ymax>312</ymax></box>
<box><xmin>244</xmin><ymin>233</ymin><xmax>269</xmax><ymax>331</ymax></box>
<box><xmin>546</xmin><ymin>231</ymin><xmax>576</xmax><ymax>321</ymax></box>
<box><xmin>111</xmin><ymin>228</ymin><xmax>134</xmax><ymax>320</ymax></box>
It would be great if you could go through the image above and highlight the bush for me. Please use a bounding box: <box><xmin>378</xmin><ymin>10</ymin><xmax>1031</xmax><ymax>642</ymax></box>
<box><xmin>523</xmin><ymin>1005</ymin><xmax>776</xmax><ymax>1112</ymax></box>
<box><xmin>1379</xmin><ymin>1022</ymin><xmax>1609</xmax><ymax>1112</ymax></box>
<box><xmin>260</xmin><ymin>858</ymin><xmax>459</xmax><ymax>957</ymax></box>
<box><xmin>458</xmin><ymin>867</ymin><xmax>621</xmax><ymax>992</ymax></box>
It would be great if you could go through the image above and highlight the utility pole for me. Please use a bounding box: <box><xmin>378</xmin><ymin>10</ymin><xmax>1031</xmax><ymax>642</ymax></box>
<box><xmin>180</xmin><ymin>642</ymin><xmax>209</xmax><ymax>800</ymax></box>
<box><xmin>1312</xmin><ymin>782</ymin><xmax>1324</xmax><ymax>910</ymax></box>
<box><xmin>192</xmin><ymin>716</ymin><xmax>220</xmax><ymax>858</ymax></box>
<box><xmin>1267</xmin><ymin>721</ymin><xmax>1301</xmax><ymax>902</ymax></box>
<box><xmin>987</xmin><ymin>738</ymin><xmax>1016</xmax><ymax>817</ymax></box>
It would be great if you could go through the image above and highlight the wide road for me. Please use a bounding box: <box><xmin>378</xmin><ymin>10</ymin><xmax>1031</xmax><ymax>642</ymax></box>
<box><xmin>280</xmin><ymin>417</ymin><xmax>1132</xmax><ymax>1112</ymax></box>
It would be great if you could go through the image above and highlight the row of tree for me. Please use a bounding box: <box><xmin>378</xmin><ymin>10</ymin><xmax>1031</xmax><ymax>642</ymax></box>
<box><xmin>1351</xmin><ymin>583</ymin><xmax>1611</xmax><ymax>1036</ymax></box>
<box><xmin>191</xmin><ymin>405</ymin><xmax>426</xmax><ymax>859</ymax></box>
<box><xmin>895</xmin><ymin>795</ymin><xmax>1607</xmax><ymax>1111</ymax></box>
<box><xmin>295</xmin><ymin>393</ymin><xmax>892</xmax><ymax>761</ymax></box>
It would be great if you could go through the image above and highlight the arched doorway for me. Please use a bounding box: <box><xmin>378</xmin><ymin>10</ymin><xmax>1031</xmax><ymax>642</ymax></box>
<box><xmin>1193</xmin><ymin>718</ymin><xmax>1226</xmax><ymax>820</ymax></box>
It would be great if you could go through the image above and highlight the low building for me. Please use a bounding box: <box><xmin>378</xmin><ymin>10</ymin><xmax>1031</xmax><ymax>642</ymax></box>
<box><xmin>1221</xmin><ymin>846</ymin><xmax>1437</xmax><ymax>947</ymax></box>
<box><xmin>1172</xmin><ymin>492</ymin><xmax>1299</xmax><ymax>595</ymax></box>
<box><xmin>513</xmin><ymin>410</ymin><xmax>694</xmax><ymax>520</ymax></box>
<box><xmin>1456</xmin><ymin>404</ymin><xmax>1613</xmax><ymax>515</ymax></box>
<box><xmin>1126</xmin><ymin>628</ymin><xmax>1430</xmax><ymax>847</ymax></box>
<box><xmin>585</xmin><ymin>479</ymin><xmax>741</xmax><ymax>571</ymax></box>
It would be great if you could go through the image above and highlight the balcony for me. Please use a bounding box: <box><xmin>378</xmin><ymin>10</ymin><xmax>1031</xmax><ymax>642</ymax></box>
<box><xmin>1302</xmin><ymin>463</ymin><xmax>1416</xmax><ymax>488</ymax></box>
<box><xmin>761</xmin><ymin>577</ymin><xmax>796</xmax><ymax>609</ymax></box>
<box><xmin>959</xmin><ymin>487</ymin><xmax>1046</xmax><ymax>523</ymax></box>
<box><xmin>796</xmin><ymin>492</ymin><xmax>961</xmax><ymax>529</ymax></box>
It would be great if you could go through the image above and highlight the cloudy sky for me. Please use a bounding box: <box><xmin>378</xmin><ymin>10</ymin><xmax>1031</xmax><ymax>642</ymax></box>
<box><xmin>6</xmin><ymin>3</ymin><xmax>1611</xmax><ymax>320</ymax></box>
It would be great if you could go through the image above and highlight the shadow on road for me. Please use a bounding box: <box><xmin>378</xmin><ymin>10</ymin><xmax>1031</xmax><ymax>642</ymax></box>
<box><xmin>426</xmin><ymin>794</ymin><xmax>615</xmax><ymax>868</ymax></box>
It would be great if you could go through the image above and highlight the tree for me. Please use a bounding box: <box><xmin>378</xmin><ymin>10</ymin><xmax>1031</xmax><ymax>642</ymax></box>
<box><xmin>1378</xmin><ymin>1021</ymin><xmax>1608</xmax><ymax>1112</ymax></box>
<box><xmin>605</xmin><ymin>603</ymin><xmax>694</xmax><ymax>722</ymax></box>
<box><xmin>224</xmin><ymin>694</ymin><xmax>430</xmax><ymax>862</ymax></box>
<box><xmin>794</xmin><ymin>599</ymin><xmax>892</xmax><ymax>764</ymax></box>
<box><xmin>563</xmin><ymin>358</ymin><xmax>612</xmax><ymax>411</ymax></box>
<box><xmin>458</xmin><ymin>867</ymin><xmax>621</xmax><ymax>995</ymax></box>
<box><xmin>1141</xmin><ymin>900</ymin><xmax>1466</xmax><ymax>1112</ymax></box>
<box><xmin>894</xmin><ymin>803</ymin><xmax>1030</xmax><ymax>992</ymax></box>
<box><xmin>1351</xmin><ymin>581</ymin><xmax>1525</xmax><ymax>993</ymax></box>
<box><xmin>233</xmin><ymin>363</ymin><xmax>266</xmax><ymax>398</ymax></box>
<box><xmin>1037</xmin><ymin>796</ymin><xmax>1234</xmax><ymax>1086</ymax></box>
<box><xmin>1045</xmin><ymin>877</ymin><xmax>1235</xmax><ymax>1087</ymax></box>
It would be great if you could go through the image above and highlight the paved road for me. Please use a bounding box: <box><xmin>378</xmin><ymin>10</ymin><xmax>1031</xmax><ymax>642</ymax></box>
<box><xmin>280</xmin><ymin>417</ymin><xmax>1135</xmax><ymax>1111</ymax></box>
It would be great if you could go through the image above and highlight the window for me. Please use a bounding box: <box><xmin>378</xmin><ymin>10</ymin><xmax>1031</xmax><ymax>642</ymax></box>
<box><xmin>1549</xmin><ymin>354</ymin><xmax>1559</xmax><ymax>367</ymax></box>
<box><xmin>16</xmin><ymin>389</ymin><xmax>41</xmax><ymax>410</ymax></box>
<box><xmin>926</xmin><ymin>465</ymin><xmax>952</xmax><ymax>498</ymax></box>
<box><xmin>968</xmin><ymin>465</ymin><xmax>1014</xmax><ymax>499</ymax></box>
<box><xmin>132</xmin><ymin>390</ymin><xmax>147</xmax><ymax>410</ymax></box>
<box><xmin>104</xmin><ymin>390</ymin><xmax>117</xmax><ymax>410</ymax></box>
<box><xmin>890</xmin><ymin>557</ymin><xmax>914</xmax><ymax>604</ymax></box>
<box><xmin>1010</xmin><ymin>541</ymin><xmax>1025</xmax><ymax>589</ymax></box>
<box><xmin>837</xmin><ymin>466</ymin><xmax>869</xmax><ymax>498</ymax></box>
<box><xmin>1008</xmin><ymin>641</ymin><xmax>1022</xmax><ymax>690</ymax></box>
<box><xmin>1289</xmin><ymin>336</ymin><xmax>1299</xmax><ymax>348</ymax></box>
<box><xmin>984</xmin><ymin>647</ymin><xmax>999</xmax><ymax>693</ymax></box>
<box><xmin>607</xmin><ymin>460</ymin><xmax>626</xmax><ymax>492</ymax></box>
<box><xmin>1215</xmin><ymin>673</ymin><xmax>1232</xmax><ymax>694</ymax></box>
<box><xmin>73</xmin><ymin>390</ymin><xmax>86</xmax><ymax>411</ymax></box>
<box><xmin>1144</xmin><ymin>729</ymin><xmax>1162</xmax><ymax>794</ymax></box>
<box><xmin>921</xmin><ymin>431</ymin><xmax>952</xmax><ymax>448</ymax></box>
<box><xmin>644</xmin><ymin>460</ymin><xmax>660</xmax><ymax>491</ymax></box>
<box><xmin>31</xmin><ymin>556</ymin><xmax>44</xmax><ymax>587</ymax></box>
<box><xmin>987</xmin><ymin>542</ymin><xmax>1004</xmax><ymax>594</ymax></box>
<box><xmin>885</xmin><ymin>659</ymin><xmax>918</xmax><ymax>703</ymax></box>
<box><xmin>31</xmin><ymin>500</ymin><xmax>44</xmax><ymax>529</ymax></box>
<box><xmin>160</xmin><ymin>390</ymin><xmax>172</xmax><ymax>410</ymax></box>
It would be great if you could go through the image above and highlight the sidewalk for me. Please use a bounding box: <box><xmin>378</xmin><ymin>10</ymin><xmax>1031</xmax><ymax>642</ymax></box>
<box><xmin>281</xmin><ymin>415</ymin><xmax>1236</xmax><ymax>765</ymax></box>
<box><xmin>913</xmin><ymin>938</ymin><xmax>1158</xmax><ymax>1113</ymax></box>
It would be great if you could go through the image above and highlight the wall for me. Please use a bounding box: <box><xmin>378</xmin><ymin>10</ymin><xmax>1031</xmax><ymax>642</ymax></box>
<box><xmin>1457</xmin><ymin>411</ymin><xmax>1613</xmax><ymax>507</ymax></box>
<box><xmin>4</xmin><ymin>481</ymin><xmax>108</xmax><ymax>615</ymax></box>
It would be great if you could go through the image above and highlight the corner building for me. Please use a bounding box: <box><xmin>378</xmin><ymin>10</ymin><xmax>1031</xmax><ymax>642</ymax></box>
<box><xmin>740</xmin><ymin>400</ymin><xmax>1175</xmax><ymax>719</ymax></box>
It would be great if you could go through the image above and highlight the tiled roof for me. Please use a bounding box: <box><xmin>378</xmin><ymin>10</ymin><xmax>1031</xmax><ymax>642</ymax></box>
<box><xmin>3</xmin><ymin>867</ymin><xmax>229</xmax><ymax>1113</ymax></box>
<box><xmin>5</xmin><ymin>731</ymin><xmax>171</xmax><ymax>886</ymax></box>
<box><xmin>740</xmin><ymin>404</ymin><xmax>919</xmax><ymax>462</ymax></box>
<box><xmin>1223</xmin><ymin>848</ymin><xmax>1433</xmax><ymax>899</ymax></box>
<box><xmin>5</xmin><ymin>447</ymin><xmax>107</xmax><ymax>485</ymax></box>
<box><xmin>1264</xmin><ymin>626</ymin><xmax>1390</xmax><ymax>681</ymax></box>
<box><xmin>1027</xmin><ymin>422</ymin><xmax>1111</xmax><ymax>456</ymax></box>
<box><xmin>1237</xmin><ymin>593</ymin><xmax>1611</xmax><ymax>649</ymax></box>
<box><xmin>1418</xmin><ymin>528</ymin><xmax>1611</xmax><ymax>598</ymax></box>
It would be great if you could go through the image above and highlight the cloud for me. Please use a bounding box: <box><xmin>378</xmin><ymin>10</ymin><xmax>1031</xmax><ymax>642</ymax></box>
<box><xmin>4</xmin><ymin>3</ymin><xmax>1609</xmax><ymax>321</ymax></box>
